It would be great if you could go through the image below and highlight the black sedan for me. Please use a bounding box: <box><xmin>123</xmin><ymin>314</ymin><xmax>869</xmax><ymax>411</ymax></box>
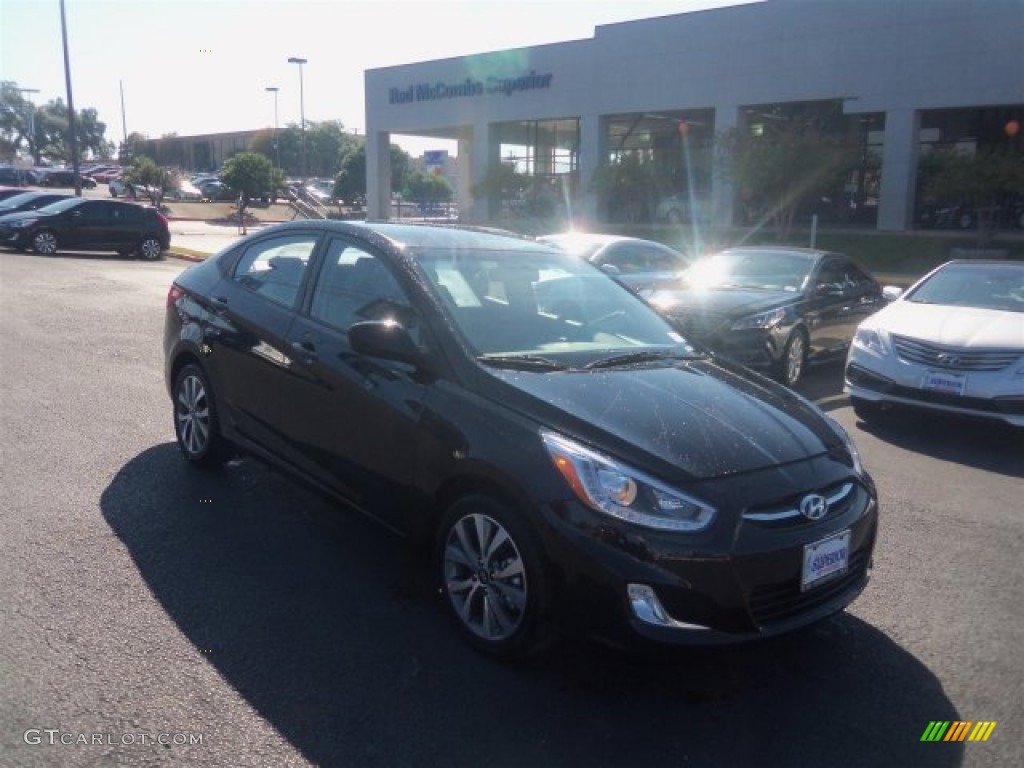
<box><xmin>644</xmin><ymin>246</ymin><xmax>886</xmax><ymax>387</ymax></box>
<box><xmin>164</xmin><ymin>222</ymin><xmax>877</xmax><ymax>658</ymax></box>
<box><xmin>0</xmin><ymin>198</ymin><xmax>170</xmax><ymax>259</ymax></box>
<box><xmin>0</xmin><ymin>190</ymin><xmax>71</xmax><ymax>219</ymax></box>
<box><xmin>538</xmin><ymin>232</ymin><xmax>693</xmax><ymax>292</ymax></box>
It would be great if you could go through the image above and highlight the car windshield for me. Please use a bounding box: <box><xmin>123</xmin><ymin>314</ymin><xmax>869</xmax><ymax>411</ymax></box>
<box><xmin>35</xmin><ymin>197</ymin><xmax>86</xmax><ymax>214</ymax></box>
<box><xmin>538</xmin><ymin>234</ymin><xmax>613</xmax><ymax>260</ymax></box>
<box><xmin>683</xmin><ymin>249</ymin><xmax>816</xmax><ymax>292</ymax></box>
<box><xmin>413</xmin><ymin>242</ymin><xmax>700</xmax><ymax>365</ymax></box>
<box><xmin>906</xmin><ymin>263</ymin><xmax>1024</xmax><ymax>313</ymax></box>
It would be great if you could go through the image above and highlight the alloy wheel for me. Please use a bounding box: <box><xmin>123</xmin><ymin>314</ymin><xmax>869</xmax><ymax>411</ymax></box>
<box><xmin>176</xmin><ymin>372</ymin><xmax>211</xmax><ymax>457</ymax></box>
<box><xmin>783</xmin><ymin>333</ymin><xmax>806</xmax><ymax>387</ymax></box>
<box><xmin>32</xmin><ymin>231</ymin><xmax>58</xmax><ymax>256</ymax></box>
<box><xmin>140</xmin><ymin>237</ymin><xmax>162</xmax><ymax>260</ymax></box>
<box><xmin>442</xmin><ymin>512</ymin><xmax>528</xmax><ymax>643</ymax></box>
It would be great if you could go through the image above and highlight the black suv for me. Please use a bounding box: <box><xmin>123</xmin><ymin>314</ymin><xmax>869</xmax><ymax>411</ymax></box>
<box><xmin>0</xmin><ymin>198</ymin><xmax>171</xmax><ymax>259</ymax></box>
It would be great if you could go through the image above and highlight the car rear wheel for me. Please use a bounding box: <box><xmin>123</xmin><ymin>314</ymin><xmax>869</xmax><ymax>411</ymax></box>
<box><xmin>32</xmin><ymin>230</ymin><xmax>59</xmax><ymax>256</ymax></box>
<box><xmin>776</xmin><ymin>330</ymin><xmax>807</xmax><ymax>388</ymax></box>
<box><xmin>138</xmin><ymin>236</ymin><xmax>163</xmax><ymax>261</ymax></box>
<box><xmin>437</xmin><ymin>495</ymin><xmax>552</xmax><ymax>658</ymax></box>
<box><xmin>173</xmin><ymin>363</ymin><xmax>230</xmax><ymax>468</ymax></box>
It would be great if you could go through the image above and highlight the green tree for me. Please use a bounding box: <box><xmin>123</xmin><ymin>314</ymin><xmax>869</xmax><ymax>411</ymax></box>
<box><xmin>721</xmin><ymin>107</ymin><xmax>858</xmax><ymax>239</ymax></box>
<box><xmin>919</xmin><ymin>147</ymin><xmax>1024</xmax><ymax>245</ymax></box>
<box><xmin>221</xmin><ymin>151</ymin><xmax>286</xmax><ymax>216</ymax></box>
<box><xmin>471</xmin><ymin>161</ymin><xmax>531</xmax><ymax>217</ymax></box>
<box><xmin>124</xmin><ymin>156</ymin><xmax>171</xmax><ymax>208</ymax></box>
<box><xmin>403</xmin><ymin>169</ymin><xmax>453</xmax><ymax>204</ymax></box>
<box><xmin>333</xmin><ymin>143</ymin><xmax>411</xmax><ymax>202</ymax></box>
<box><xmin>590</xmin><ymin>153</ymin><xmax>657</xmax><ymax>223</ymax></box>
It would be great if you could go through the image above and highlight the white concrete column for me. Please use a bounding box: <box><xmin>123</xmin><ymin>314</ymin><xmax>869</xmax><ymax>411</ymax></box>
<box><xmin>711</xmin><ymin>104</ymin><xmax>741</xmax><ymax>237</ymax></box>
<box><xmin>461</xmin><ymin>121</ymin><xmax>497</xmax><ymax>224</ymax></box>
<box><xmin>577</xmin><ymin>113</ymin><xmax>604</xmax><ymax>226</ymax></box>
<box><xmin>877</xmin><ymin>108</ymin><xmax>920</xmax><ymax>231</ymax></box>
<box><xmin>455</xmin><ymin>126</ymin><xmax>474</xmax><ymax>222</ymax></box>
<box><xmin>366</xmin><ymin>130</ymin><xmax>392</xmax><ymax>220</ymax></box>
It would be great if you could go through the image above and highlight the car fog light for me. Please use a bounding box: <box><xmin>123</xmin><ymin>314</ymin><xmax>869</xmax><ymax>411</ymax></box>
<box><xmin>627</xmin><ymin>584</ymin><xmax>710</xmax><ymax>631</ymax></box>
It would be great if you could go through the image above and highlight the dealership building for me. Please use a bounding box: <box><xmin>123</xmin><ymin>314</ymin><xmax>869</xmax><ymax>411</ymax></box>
<box><xmin>364</xmin><ymin>0</ymin><xmax>1022</xmax><ymax>231</ymax></box>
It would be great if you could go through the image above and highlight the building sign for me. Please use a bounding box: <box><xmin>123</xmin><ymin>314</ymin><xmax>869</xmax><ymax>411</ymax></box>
<box><xmin>424</xmin><ymin>150</ymin><xmax>447</xmax><ymax>176</ymax></box>
<box><xmin>389</xmin><ymin>71</ymin><xmax>553</xmax><ymax>105</ymax></box>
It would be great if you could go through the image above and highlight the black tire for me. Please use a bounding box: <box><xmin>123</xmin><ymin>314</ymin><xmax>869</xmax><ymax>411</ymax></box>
<box><xmin>172</xmin><ymin>363</ymin><xmax>231</xmax><ymax>468</ymax></box>
<box><xmin>138</xmin><ymin>236</ymin><xmax>163</xmax><ymax>261</ymax></box>
<box><xmin>31</xmin><ymin>230</ymin><xmax>59</xmax><ymax>256</ymax></box>
<box><xmin>775</xmin><ymin>330</ymin><xmax>808</xmax><ymax>388</ymax></box>
<box><xmin>436</xmin><ymin>495</ymin><xmax>553</xmax><ymax>659</ymax></box>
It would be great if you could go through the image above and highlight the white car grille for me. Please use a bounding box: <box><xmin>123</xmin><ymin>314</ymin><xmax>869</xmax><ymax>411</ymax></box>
<box><xmin>892</xmin><ymin>335</ymin><xmax>1022</xmax><ymax>372</ymax></box>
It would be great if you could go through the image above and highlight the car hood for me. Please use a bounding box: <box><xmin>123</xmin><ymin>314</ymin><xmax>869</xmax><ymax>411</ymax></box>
<box><xmin>646</xmin><ymin>286</ymin><xmax>796</xmax><ymax>318</ymax></box>
<box><xmin>481</xmin><ymin>358</ymin><xmax>843</xmax><ymax>481</ymax></box>
<box><xmin>870</xmin><ymin>301</ymin><xmax>1024</xmax><ymax>348</ymax></box>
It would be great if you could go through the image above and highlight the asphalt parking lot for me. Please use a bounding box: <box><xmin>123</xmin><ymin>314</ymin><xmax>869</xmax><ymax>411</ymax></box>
<box><xmin>1</xmin><ymin>250</ymin><xmax>1021</xmax><ymax>768</ymax></box>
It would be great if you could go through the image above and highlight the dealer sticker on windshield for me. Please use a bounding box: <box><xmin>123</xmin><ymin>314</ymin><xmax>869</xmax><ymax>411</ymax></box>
<box><xmin>802</xmin><ymin>530</ymin><xmax>850</xmax><ymax>591</ymax></box>
<box><xmin>922</xmin><ymin>370</ymin><xmax>967</xmax><ymax>396</ymax></box>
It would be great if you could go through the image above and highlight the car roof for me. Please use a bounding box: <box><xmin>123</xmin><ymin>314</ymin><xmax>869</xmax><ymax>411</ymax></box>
<box><xmin>237</xmin><ymin>220</ymin><xmax>549</xmax><ymax>256</ymax></box>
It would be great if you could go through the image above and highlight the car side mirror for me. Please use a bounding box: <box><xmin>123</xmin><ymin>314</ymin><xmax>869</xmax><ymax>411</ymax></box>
<box><xmin>816</xmin><ymin>282</ymin><xmax>843</xmax><ymax>297</ymax></box>
<box><xmin>348</xmin><ymin>320</ymin><xmax>433</xmax><ymax>372</ymax></box>
<box><xmin>882</xmin><ymin>285</ymin><xmax>903</xmax><ymax>301</ymax></box>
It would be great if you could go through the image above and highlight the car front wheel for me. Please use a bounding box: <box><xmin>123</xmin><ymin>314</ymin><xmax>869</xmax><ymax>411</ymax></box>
<box><xmin>32</xmin><ymin>230</ymin><xmax>59</xmax><ymax>256</ymax></box>
<box><xmin>776</xmin><ymin>330</ymin><xmax>807</xmax><ymax>388</ymax></box>
<box><xmin>437</xmin><ymin>495</ymin><xmax>552</xmax><ymax>658</ymax></box>
<box><xmin>138</xmin><ymin>236</ymin><xmax>163</xmax><ymax>260</ymax></box>
<box><xmin>173</xmin><ymin>363</ymin><xmax>230</xmax><ymax>468</ymax></box>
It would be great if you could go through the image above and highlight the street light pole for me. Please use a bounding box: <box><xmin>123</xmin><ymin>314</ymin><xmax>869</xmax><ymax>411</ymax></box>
<box><xmin>59</xmin><ymin>0</ymin><xmax>82</xmax><ymax>196</ymax></box>
<box><xmin>264</xmin><ymin>86</ymin><xmax>280</xmax><ymax>170</ymax></box>
<box><xmin>15</xmin><ymin>88</ymin><xmax>39</xmax><ymax>164</ymax></box>
<box><xmin>287</xmin><ymin>56</ymin><xmax>307</xmax><ymax>179</ymax></box>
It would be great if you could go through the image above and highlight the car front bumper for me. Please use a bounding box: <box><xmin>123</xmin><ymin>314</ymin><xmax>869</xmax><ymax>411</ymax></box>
<box><xmin>845</xmin><ymin>349</ymin><xmax>1024</xmax><ymax>428</ymax></box>
<box><xmin>537</xmin><ymin>459</ymin><xmax>878</xmax><ymax>649</ymax></box>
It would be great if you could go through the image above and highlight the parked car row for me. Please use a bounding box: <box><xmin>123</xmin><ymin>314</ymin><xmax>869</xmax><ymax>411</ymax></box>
<box><xmin>0</xmin><ymin>196</ymin><xmax>170</xmax><ymax>259</ymax></box>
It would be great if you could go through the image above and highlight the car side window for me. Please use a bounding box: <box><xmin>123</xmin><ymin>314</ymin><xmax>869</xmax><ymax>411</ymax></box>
<box><xmin>76</xmin><ymin>202</ymin><xmax>108</xmax><ymax>223</ymax></box>
<box><xmin>815</xmin><ymin>258</ymin><xmax>849</xmax><ymax>293</ymax></box>
<box><xmin>232</xmin><ymin>234</ymin><xmax>317</xmax><ymax>308</ymax></box>
<box><xmin>310</xmin><ymin>239</ymin><xmax>416</xmax><ymax>338</ymax></box>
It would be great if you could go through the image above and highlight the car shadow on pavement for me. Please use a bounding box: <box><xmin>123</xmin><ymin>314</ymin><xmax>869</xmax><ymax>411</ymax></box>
<box><xmin>853</xmin><ymin>410</ymin><xmax>1023</xmax><ymax>477</ymax></box>
<box><xmin>102</xmin><ymin>444</ymin><xmax>963</xmax><ymax>768</ymax></box>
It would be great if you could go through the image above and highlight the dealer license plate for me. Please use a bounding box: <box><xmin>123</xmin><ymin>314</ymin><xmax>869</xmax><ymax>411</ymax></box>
<box><xmin>802</xmin><ymin>530</ymin><xmax>850</xmax><ymax>591</ymax></box>
<box><xmin>921</xmin><ymin>370</ymin><xmax>967</xmax><ymax>396</ymax></box>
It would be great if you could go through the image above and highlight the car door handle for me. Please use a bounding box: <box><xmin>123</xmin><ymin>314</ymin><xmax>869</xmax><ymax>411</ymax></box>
<box><xmin>290</xmin><ymin>340</ymin><xmax>318</xmax><ymax>363</ymax></box>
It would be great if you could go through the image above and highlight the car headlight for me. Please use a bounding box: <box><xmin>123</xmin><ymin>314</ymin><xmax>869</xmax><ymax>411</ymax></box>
<box><xmin>541</xmin><ymin>430</ymin><xmax>716</xmax><ymax>532</ymax></box>
<box><xmin>11</xmin><ymin>218</ymin><xmax>37</xmax><ymax>228</ymax></box>
<box><xmin>824</xmin><ymin>414</ymin><xmax>865</xmax><ymax>476</ymax></box>
<box><xmin>731</xmin><ymin>307</ymin><xmax>786</xmax><ymax>330</ymax></box>
<box><xmin>852</xmin><ymin>327</ymin><xmax>889</xmax><ymax>356</ymax></box>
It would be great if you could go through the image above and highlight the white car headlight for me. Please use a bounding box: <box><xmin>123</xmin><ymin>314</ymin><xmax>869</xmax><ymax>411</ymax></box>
<box><xmin>541</xmin><ymin>431</ymin><xmax>716</xmax><ymax>532</ymax></box>
<box><xmin>852</xmin><ymin>327</ymin><xmax>889</xmax><ymax>356</ymax></box>
<box><xmin>731</xmin><ymin>307</ymin><xmax>786</xmax><ymax>330</ymax></box>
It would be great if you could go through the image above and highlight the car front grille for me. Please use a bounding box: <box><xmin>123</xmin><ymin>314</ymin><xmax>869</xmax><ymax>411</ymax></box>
<box><xmin>742</xmin><ymin>481</ymin><xmax>858</xmax><ymax>526</ymax></box>
<box><xmin>891</xmin><ymin>334</ymin><xmax>1022</xmax><ymax>372</ymax></box>
<box><xmin>749</xmin><ymin>550</ymin><xmax>869</xmax><ymax>626</ymax></box>
<box><xmin>672</xmin><ymin>313</ymin><xmax>726</xmax><ymax>341</ymax></box>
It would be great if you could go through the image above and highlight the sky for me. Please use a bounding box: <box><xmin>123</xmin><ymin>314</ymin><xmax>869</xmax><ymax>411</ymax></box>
<box><xmin>0</xmin><ymin>0</ymin><xmax>756</xmax><ymax>156</ymax></box>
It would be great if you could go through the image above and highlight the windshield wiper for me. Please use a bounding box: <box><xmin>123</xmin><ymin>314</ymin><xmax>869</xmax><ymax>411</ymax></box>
<box><xmin>583</xmin><ymin>350</ymin><xmax>694</xmax><ymax>370</ymax></box>
<box><xmin>477</xmin><ymin>354</ymin><xmax>568</xmax><ymax>371</ymax></box>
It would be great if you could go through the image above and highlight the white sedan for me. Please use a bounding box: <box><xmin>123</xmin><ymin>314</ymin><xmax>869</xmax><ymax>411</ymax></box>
<box><xmin>845</xmin><ymin>260</ymin><xmax>1024</xmax><ymax>428</ymax></box>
